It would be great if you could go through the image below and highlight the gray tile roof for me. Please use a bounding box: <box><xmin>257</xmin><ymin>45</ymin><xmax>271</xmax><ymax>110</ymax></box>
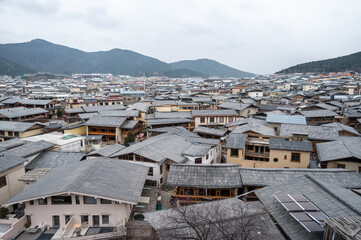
<box><xmin>226</xmin><ymin>133</ymin><xmax>247</xmax><ymax>149</ymax></box>
<box><xmin>2</xmin><ymin>140</ymin><xmax>55</xmax><ymax>158</ymax></box>
<box><xmin>315</xmin><ymin>103</ymin><xmax>338</xmax><ymax>111</ymax></box>
<box><xmin>269</xmin><ymin>138</ymin><xmax>312</xmax><ymax>152</ymax></box>
<box><xmin>167</xmin><ymin>164</ymin><xmax>242</xmax><ymax>188</ymax></box>
<box><xmin>224</xmin><ymin>118</ymin><xmax>266</xmax><ymax>128</ymax></box>
<box><xmin>0</xmin><ymin>155</ymin><xmax>26</xmax><ymax>173</ymax></box>
<box><xmin>0</xmin><ymin>107</ymin><xmax>48</xmax><ymax>118</ymax></box>
<box><xmin>128</xmin><ymin>102</ymin><xmax>149</xmax><ymax>112</ymax></box>
<box><xmin>4</xmin><ymin>158</ymin><xmax>149</xmax><ymax>205</ymax></box>
<box><xmin>192</xmin><ymin>109</ymin><xmax>238</xmax><ymax>117</ymax></box>
<box><xmin>82</xmin><ymin>104</ymin><xmax>126</xmax><ymax>113</ymax></box>
<box><xmin>255</xmin><ymin>175</ymin><xmax>361</xmax><ymax>240</ymax></box>
<box><xmin>146</xmin><ymin>126</ymin><xmax>199</xmax><ymax>138</ymax></box>
<box><xmin>218</xmin><ymin>102</ymin><xmax>252</xmax><ymax>111</ymax></box>
<box><xmin>78</xmin><ymin>112</ymin><xmax>99</xmax><ymax>120</ymax></box>
<box><xmin>25</xmin><ymin>151</ymin><xmax>86</xmax><ymax>170</ymax></box>
<box><xmin>85</xmin><ymin>116</ymin><xmax>126</xmax><ymax>127</ymax></box>
<box><xmin>239</xmin><ymin>167</ymin><xmax>361</xmax><ymax>189</ymax></box>
<box><xmin>232</xmin><ymin>122</ymin><xmax>276</xmax><ymax>136</ymax></box>
<box><xmin>0</xmin><ymin>121</ymin><xmax>43</xmax><ymax>132</ymax></box>
<box><xmin>87</xmin><ymin>144</ymin><xmax>126</xmax><ymax>157</ymax></box>
<box><xmin>193</xmin><ymin>126</ymin><xmax>227</xmax><ymax>137</ymax></box>
<box><xmin>144</xmin><ymin>198</ymin><xmax>284</xmax><ymax>240</ymax></box>
<box><xmin>301</xmin><ymin>110</ymin><xmax>338</xmax><ymax>118</ymax></box>
<box><xmin>191</xmin><ymin>97</ymin><xmax>213</xmax><ymax>102</ymax></box>
<box><xmin>0</xmin><ymin>138</ymin><xmax>25</xmax><ymax>149</ymax></box>
<box><xmin>279</xmin><ymin>124</ymin><xmax>339</xmax><ymax>141</ymax></box>
<box><xmin>316</xmin><ymin>137</ymin><xmax>361</xmax><ymax>162</ymax></box>
<box><xmin>322</xmin><ymin>122</ymin><xmax>360</xmax><ymax>136</ymax></box>
<box><xmin>147</xmin><ymin>118</ymin><xmax>192</xmax><ymax>126</ymax></box>
<box><xmin>64</xmin><ymin>108</ymin><xmax>85</xmax><ymax>114</ymax></box>
<box><xmin>2</xmin><ymin>98</ymin><xmax>53</xmax><ymax>105</ymax></box>
<box><xmin>154</xmin><ymin>111</ymin><xmax>193</xmax><ymax>119</ymax></box>
<box><xmin>98</xmin><ymin>110</ymin><xmax>139</xmax><ymax>117</ymax></box>
<box><xmin>111</xmin><ymin>133</ymin><xmax>216</xmax><ymax>163</ymax></box>
<box><xmin>18</xmin><ymin>168</ymin><xmax>52</xmax><ymax>182</ymax></box>
<box><xmin>266</xmin><ymin>114</ymin><xmax>306</xmax><ymax>125</ymax></box>
<box><xmin>121</xmin><ymin>120</ymin><xmax>140</xmax><ymax>129</ymax></box>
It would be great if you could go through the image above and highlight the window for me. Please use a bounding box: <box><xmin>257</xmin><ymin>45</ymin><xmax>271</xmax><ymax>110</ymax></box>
<box><xmin>102</xmin><ymin>215</ymin><xmax>109</xmax><ymax>224</ymax></box>
<box><xmin>65</xmin><ymin>215</ymin><xmax>72</xmax><ymax>224</ymax></box>
<box><xmin>30</xmin><ymin>200</ymin><xmax>34</xmax><ymax>205</ymax></box>
<box><xmin>219</xmin><ymin>117</ymin><xmax>224</xmax><ymax>123</ymax></box>
<box><xmin>38</xmin><ymin>198</ymin><xmax>48</xmax><ymax>205</ymax></box>
<box><xmin>200</xmin><ymin>117</ymin><xmax>205</xmax><ymax>123</ymax></box>
<box><xmin>100</xmin><ymin>199</ymin><xmax>111</xmax><ymax>204</ymax></box>
<box><xmin>210</xmin><ymin>117</ymin><xmax>215</xmax><ymax>123</ymax></box>
<box><xmin>75</xmin><ymin>196</ymin><xmax>80</xmax><ymax>204</ymax></box>
<box><xmin>337</xmin><ymin>164</ymin><xmax>345</xmax><ymax>169</ymax></box>
<box><xmin>359</xmin><ymin>167</ymin><xmax>361</xmax><ymax>173</ymax></box>
<box><xmin>273</xmin><ymin>158</ymin><xmax>278</xmax><ymax>162</ymax></box>
<box><xmin>0</xmin><ymin>176</ymin><xmax>6</xmax><ymax>188</ymax></box>
<box><xmin>247</xmin><ymin>145</ymin><xmax>254</xmax><ymax>151</ymax></box>
<box><xmin>291</xmin><ymin>153</ymin><xmax>301</xmax><ymax>162</ymax></box>
<box><xmin>83</xmin><ymin>196</ymin><xmax>97</xmax><ymax>204</ymax></box>
<box><xmin>229</xmin><ymin>117</ymin><xmax>234</xmax><ymax>122</ymax></box>
<box><xmin>81</xmin><ymin>215</ymin><xmax>89</xmax><ymax>224</ymax></box>
<box><xmin>51</xmin><ymin>196</ymin><xmax>72</xmax><ymax>205</ymax></box>
<box><xmin>195</xmin><ymin>158</ymin><xmax>202</xmax><ymax>164</ymax></box>
<box><xmin>160</xmin><ymin>177</ymin><xmax>163</xmax><ymax>184</ymax></box>
<box><xmin>284</xmin><ymin>155</ymin><xmax>287</xmax><ymax>160</ymax></box>
<box><xmin>230</xmin><ymin>149</ymin><xmax>239</xmax><ymax>157</ymax></box>
<box><xmin>160</xmin><ymin>165</ymin><xmax>163</xmax><ymax>175</ymax></box>
<box><xmin>148</xmin><ymin>167</ymin><xmax>153</xmax><ymax>176</ymax></box>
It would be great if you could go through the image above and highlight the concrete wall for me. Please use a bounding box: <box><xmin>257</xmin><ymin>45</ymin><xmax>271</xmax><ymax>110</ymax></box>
<box><xmin>226</xmin><ymin>148</ymin><xmax>310</xmax><ymax>168</ymax></box>
<box><xmin>64</xmin><ymin>126</ymin><xmax>87</xmax><ymax>135</ymax></box>
<box><xmin>327</xmin><ymin>161</ymin><xmax>361</xmax><ymax>172</ymax></box>
<box><xmin>0</xmin><ymin>164</ymin><xmax>25</xmax><ymax>205</ymax></box>
<box><xmin>19</xmin><ymin>128</ymin><xmax>44</xmax><ymax>138</ymax></box>
<box><xmin>23</xmin><ymin>193</ymin><xmax>132</xmax><ymax>228</ymax></box>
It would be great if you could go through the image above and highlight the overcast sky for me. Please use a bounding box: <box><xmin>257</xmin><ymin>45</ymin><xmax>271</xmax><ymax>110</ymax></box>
<box><xmin>1</xmin><ymin>0</ymin><xmax>360</xmax><ymax>74</ymax></box>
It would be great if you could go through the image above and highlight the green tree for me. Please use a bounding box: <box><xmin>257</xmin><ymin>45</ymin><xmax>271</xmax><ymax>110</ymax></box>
<box><xmin>56</xmin><ymin>108</ymin><xmax>64</xmax><ymax>118</ymax></box>
<box><xmin>124</xmin><ymin>131</ymin><xmax>136</xmax><ymax>146</ymax></box>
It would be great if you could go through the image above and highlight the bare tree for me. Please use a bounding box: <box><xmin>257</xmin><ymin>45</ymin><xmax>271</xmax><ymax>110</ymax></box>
<box><xmin>146</xmin><ymin>198</ymin><xmax>275</xmax><ymax>240</ymax></box>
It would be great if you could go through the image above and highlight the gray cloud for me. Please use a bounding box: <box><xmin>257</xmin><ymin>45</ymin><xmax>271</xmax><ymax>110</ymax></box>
<box><xmin>0</xmin><ymin>0</ymin><xmax>360</xmax><ymax>74</ymax></box>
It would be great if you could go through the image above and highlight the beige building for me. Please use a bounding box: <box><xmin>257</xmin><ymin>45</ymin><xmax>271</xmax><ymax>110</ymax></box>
<box><xmin>0</xmin><ymin>121</ymin><xmax>44</xmax><ymax>141</ymax></box>
<box><xmin>226</xmin><ymin>134</ymin><xmax>312</xmax><ymax>168</ymax></box>
<box><xmin>192</xmin><ymin>109</ymin><xmax>239</xmax><ymax>128</ymax></box>
<box><xmin>0</xmin><ymin>155</ymin><xmax>26</xmax><ymax>206</ymax></box>
<box><xmin>316</xmin><ymin>137</ymin><xmax>361</xmax><ymax>172</ymax></box>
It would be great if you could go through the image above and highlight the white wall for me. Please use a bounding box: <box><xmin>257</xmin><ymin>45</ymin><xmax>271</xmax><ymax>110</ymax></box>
<box><xmin>23</xmin><ymin>193</ymin><xmax>132</xmax><ymax>228</ymax></box>
<box><xmin>0</xmin><ymin>164</ymin><xmax>25</xmax><ymax>205</ymax></box>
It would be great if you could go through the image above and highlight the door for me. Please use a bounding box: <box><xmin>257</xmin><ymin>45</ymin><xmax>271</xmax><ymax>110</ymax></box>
<box><xmin>53</xmin><ymin>215</ymin><xmax>60</xmax><ymax>228</ymax></box>
<box><xmin>92</xmin><ymin>215</ymin><xmax>100</xmax><ymax>226</ymax></box>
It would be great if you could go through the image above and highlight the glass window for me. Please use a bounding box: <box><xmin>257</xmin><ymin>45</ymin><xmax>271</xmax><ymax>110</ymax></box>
<box><xmin>83</xmin><ymin>196</ymin><xmax>97</xmax><ymax>204</ymax></box>
<box><xmin>230</xmin><ymin>149</ymin><xmax>238</xmax><ymax>157</ymax></box>
<box><xmin>81</xmin><ymin>215</ymin><xmax>89</xmax><ymax>224</ymax></box>
<box><xmin>148</xmin><ymin>168</ymin><xmax>153</xmax><ymax>176</ymax></box>
<box><xmin>30</xmin><ymin>200</ymin><xmax>34</xmax><ymax>205</ymax></box>
<box><xmin>219</xmin><ymin>117</ymin><xmax>224</xmax><ymax>123</ymax></box>
<box><xmin>0</xmin><ymin>176</ymin><xmax>7</xmax><ymax>188</ymax></box>
<box><xmin>102</xmin><ymin>215</ymin><xmax>109</xmax><ymax>224</ymax></box>
<box><xmin>195</xmin><ymin>158</ymin><xmax>202</xmax><ymax>164</ymax></box>
<box><xmin>38</xmin><ymin>198</ymin><xmax>48</xmax><ymax>205</ymax></box>
<box><xmin>100</xmin><ymin>199</ymin><xmax>111</xmax><ymax>204</ymax></box>
<box><xmin>210</xmin><ymin>117</ymin><xmax>215</xmax><ymax>122</ymax></box>
<box><xmin>291</xmin><ymin>153</ymin><xmax>301</xmax><ymax>162</ymax></box>
<box><xmin>337</xmin><ymin>164</ymin><xmax>345</xmax><ymax>169</ymax></box>
<box><xmin>200</xmin><ymin>117</ymin><xmax>205</xmax><ymax>123</ymax></box>
<box><xmin>51</xmin><ymin>196</ymin><xmax>72</xmax><ymax>205</ymax></box>
<box><xmin>75</xmin><ymin>196</ymin><xmax>80</xmax><ymax>204</ymax></box>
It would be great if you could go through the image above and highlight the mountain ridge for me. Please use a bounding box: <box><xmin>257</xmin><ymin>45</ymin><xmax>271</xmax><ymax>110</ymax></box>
<box><xmin>277</xmin><ymin>51</ymin><xmax>361</xmax><ymax>74</ymax></box>
<box><xmin>0</xmin><ymin>39</ymin><xmax>255</xmax><ymax>77</ymax></box>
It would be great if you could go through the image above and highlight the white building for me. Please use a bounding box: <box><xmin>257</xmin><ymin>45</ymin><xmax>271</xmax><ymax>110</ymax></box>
<box><xmin>22</xmin><ymin>132</ymin><xmax>85</xmax><ymax>151</ymax></box>
<box><xmin>3</xmin><ymin>158</ymin><xmax>149</xmax><ymax>239</ymax></box>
